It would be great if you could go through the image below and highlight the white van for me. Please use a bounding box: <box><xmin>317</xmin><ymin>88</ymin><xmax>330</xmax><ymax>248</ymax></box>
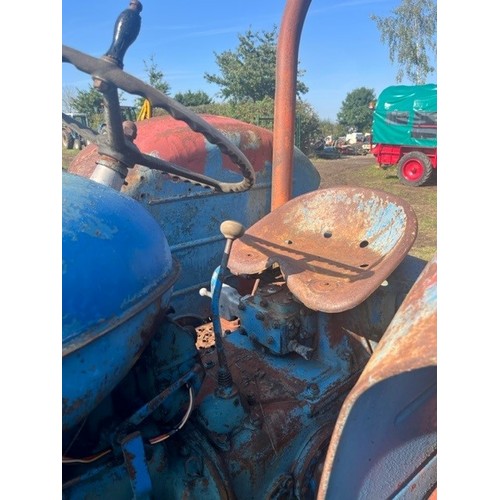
<box><xmin>345</xmin><ymin>132</ymin><xmax>364</xmax><ymax>144</ymax></box>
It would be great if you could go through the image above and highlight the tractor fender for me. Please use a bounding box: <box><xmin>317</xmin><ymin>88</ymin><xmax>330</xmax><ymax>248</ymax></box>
<box><xmin>318</xmin><ymin>255</ymin><xmax>437</xmax><ymax>499</ymax></box>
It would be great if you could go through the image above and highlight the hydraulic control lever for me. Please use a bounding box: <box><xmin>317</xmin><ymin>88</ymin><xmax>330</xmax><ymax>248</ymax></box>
<box><xmin>210</xmin><ymin>221</ymin><xmax>245</xmax><ymax>397</ymax></box>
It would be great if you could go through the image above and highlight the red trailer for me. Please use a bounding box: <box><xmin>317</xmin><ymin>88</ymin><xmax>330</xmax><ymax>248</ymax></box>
<box><xmin>371</xmin><ymin>84</ymin><xmax>437</xmax><ymax>187</ymax></box>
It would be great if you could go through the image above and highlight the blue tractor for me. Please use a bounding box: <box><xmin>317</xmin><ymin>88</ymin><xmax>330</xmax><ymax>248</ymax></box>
<box><xmin>62</xmin><ymin>1</ymin><xmax>437</xmax><ymax>498</ymax></box>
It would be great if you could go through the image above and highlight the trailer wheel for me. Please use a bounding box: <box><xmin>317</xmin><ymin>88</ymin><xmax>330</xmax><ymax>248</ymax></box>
<box><xmin>397</xmin><ymin>152</ymin><xmax>433</xmax><ymax>187</ymax></box>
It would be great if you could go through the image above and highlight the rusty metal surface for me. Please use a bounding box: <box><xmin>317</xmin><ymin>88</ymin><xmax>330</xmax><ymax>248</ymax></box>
<box><xmin>271</xmin><ymin>0</ymin><xmax>312</xmax><ymax>210</ymax></box>
<box><xmin>195</xmin><ymin>327</ymin><xmax>360</xmax><ymax>498</ymax></box>
<box><xmin>69</xmin><ymin>115</ymin><xmax>273</xmax><ymax>180</ymax></box>
<box><xmin>351</xmin><ymin>255</ymin><xmax>437</xmax><ymax>377</ymax></box>
<box><xmin>317</xmin><ymin>255</ymin><xmax>437</xmax><ymax>499</ymax></box>
<box><xmin>229</xmin><ymin>187</ymin><xmax>417</xmax><ymax>313</ymax></box>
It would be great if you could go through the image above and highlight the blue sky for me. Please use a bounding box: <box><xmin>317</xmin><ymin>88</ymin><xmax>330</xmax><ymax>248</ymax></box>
<box><xmin>62</xmin><ymin>0</ymin><xmax>437</xmax><ymax>121</ymax></box>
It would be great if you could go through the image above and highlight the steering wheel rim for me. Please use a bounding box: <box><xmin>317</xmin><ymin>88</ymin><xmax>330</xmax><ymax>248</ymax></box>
<box><xmin>62</xmin><ymin>45</ymin><xmax>255</xmax><ymax>193</ymax></box>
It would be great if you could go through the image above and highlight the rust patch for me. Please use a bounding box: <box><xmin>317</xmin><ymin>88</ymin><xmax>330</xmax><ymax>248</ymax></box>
<box><xmin>196</xmin><ymin>323</ymin><xmax>216</xmax><ymax>350</ymax></box>
<box><xmin>196</xmin><ymin>319</ymin><xmax>239</xmax><ymax>350</ymax></box>
<box><xmin>229</xmin><ymin>187</ymin><xmax>417</xmax><ymax>313</ymax></box>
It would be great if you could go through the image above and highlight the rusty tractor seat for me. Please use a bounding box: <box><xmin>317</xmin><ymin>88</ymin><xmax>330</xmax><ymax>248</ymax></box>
<box><xmin>228</xmin><ymin>187</ymin><xmax>417</xmax><ymax>313</ymax></box>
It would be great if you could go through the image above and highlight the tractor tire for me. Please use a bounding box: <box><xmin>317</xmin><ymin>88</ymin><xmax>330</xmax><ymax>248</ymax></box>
<box><xmin>397</xmin><ymin>151</ymin><xmax>433</xmax><ymax>187</ymax></box>
<box><xmin>62</xmin><ymin>130</ymin><xmax>74</xmax><ymax>150</ymax></box>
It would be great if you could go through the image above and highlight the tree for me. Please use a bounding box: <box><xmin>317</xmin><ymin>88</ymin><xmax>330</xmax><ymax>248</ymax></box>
<box><xmin>336</xmin><ymin>87</ymin><xmax>376</xmax><ymax>133</ymax></box>
<box><xmin>70</xmin><ymin>85</ymin><xmax>104</xmax><ymax>116</ymax></box>
<box><xmin>174</xmin><ymin>90</ymin><xmax>212</xmax><ymax>107</ymax></box>
<box><xmin>318</xmin><ymin>119</ymin><xmax>344</xmax><ymax>141</ymax></box>
<box><xmin>204</xmin><ymin>26</ymin><xmax>308</xmax><ymax>103</ymax></box>
<box><xmin>62</xmin><ymin>86</ymin><xmax>77</xmax><ymax>113</ymax></box>
<box><xmin>68</xmin><ymin>85</ymin><xmax>127</xmax><ymax>129</ymax></box>
<box><xmin>371</xmin><ymin>0</ymin><xmax>437</xmax><ymax>84</ymax></box>
<box><xmin>192</xmin><ymin>96</ymin><xmax>320</xmax><ymax>154</ymax></box>
<box><xmin>135</xmin><ymin>54</ymin><xmax>171</xmax><ymax>109</ymax></box>
<box><xmin>68</xmin><ymin>85</ymin><xmax>106</xmax><ymax>129</ymax></box>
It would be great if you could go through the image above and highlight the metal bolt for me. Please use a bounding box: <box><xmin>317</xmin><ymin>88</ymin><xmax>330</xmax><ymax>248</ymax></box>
<box><xmin>308</xmin><ymin>383</ymin><xmax>320</xmax><ymax>397</ymax></box>
<box><xmin>339</xmin><ymin>350</ymin><xmax>352</xmax><ymax>362</ymax></box>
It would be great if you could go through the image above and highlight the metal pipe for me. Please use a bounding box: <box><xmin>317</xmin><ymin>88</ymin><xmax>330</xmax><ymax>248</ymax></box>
<box><xmin>271</xmin><ymin>0</ymin><xmax>312</xmax><ymax>210</ymax></box>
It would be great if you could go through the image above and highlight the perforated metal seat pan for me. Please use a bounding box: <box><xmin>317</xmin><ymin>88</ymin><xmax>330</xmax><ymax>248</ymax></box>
<box><xmin>228</xmin><ymin>187</ymin><xmax>418</xmax><ymax>313</ymax></box>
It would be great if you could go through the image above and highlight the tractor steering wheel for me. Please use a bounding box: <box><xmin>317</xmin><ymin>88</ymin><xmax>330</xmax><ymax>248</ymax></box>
<box><xmin>62</xmin><ymin>43</ymin><xmax>255</xmax><ymax>193</ymax></box>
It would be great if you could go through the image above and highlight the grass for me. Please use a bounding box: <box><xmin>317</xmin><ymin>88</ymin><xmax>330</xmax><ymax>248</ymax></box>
<box><xmin>62</xmin><ymin>147</ymin><xmax>80</xmax><ymax>169</ymax></box>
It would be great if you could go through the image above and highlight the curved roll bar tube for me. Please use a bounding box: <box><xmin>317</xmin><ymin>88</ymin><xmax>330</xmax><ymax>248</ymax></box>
<box><xmin>271</xmin><ymin>0</ymin><xmax>312</xmax><ymax>210</ymax></box>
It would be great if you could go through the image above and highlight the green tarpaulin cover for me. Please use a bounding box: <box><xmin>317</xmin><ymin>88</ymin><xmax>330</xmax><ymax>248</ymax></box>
<box><xmin>372</xmin><ymin>84</ymin><xmax>437</xmax><ymax>148</ymax></box>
